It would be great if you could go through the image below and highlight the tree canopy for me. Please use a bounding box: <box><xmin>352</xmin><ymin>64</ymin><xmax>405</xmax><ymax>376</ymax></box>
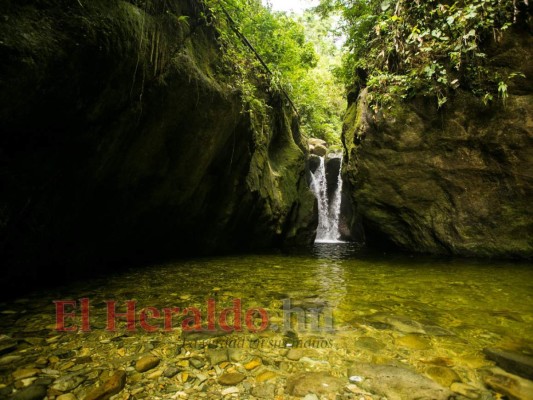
<box><xmin>317</xmin><ymin>0</ymin><xmax>523</xmax><ymax>110</ymax></box>
<box><xmin>204</xmin><ymin>0</ymin><xmax>345</xmax><ymax>144</ymax></box>
<box><xmin>199</xmin><ymin>0</ymin><xmax>523</xmax><ymax>141</ymax></box>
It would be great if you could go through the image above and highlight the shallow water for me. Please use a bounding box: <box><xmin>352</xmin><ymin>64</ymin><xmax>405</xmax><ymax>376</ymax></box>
<box><xmin>1</xmin><ymin>244</ymin><xmax>532</xmax><ymax>398</ymax></box>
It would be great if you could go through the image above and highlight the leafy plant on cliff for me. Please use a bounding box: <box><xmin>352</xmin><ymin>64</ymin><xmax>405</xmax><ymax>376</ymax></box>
<box><xmin>317</xmin><ymin>0</ymin><xmax>520</xmax><ymax>110</ymax></box>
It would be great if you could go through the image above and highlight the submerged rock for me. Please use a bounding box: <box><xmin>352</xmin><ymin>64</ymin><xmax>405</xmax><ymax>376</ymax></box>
<box><xmin>483</xmin><ymin>367</ymin><xmax>533</xmax><ymax>400</ymax></box>
<box><xmin>84</xmin><ymin>370</ymin><xmax>127</xmax><ymax>400</ymax></box>
<box><xmin>0</xmin><ymin>335</ymin><xmax>17</xmax><ymax>355</ymax></box>
<box><xmin>385</xmin><ymin>316</ymin><xmax>427</xmax><ymax>334</ymax></box>
<box><xmin>207</xmin><ymin>349</ymin><xmax>228</xmax><ymax>366</ymax></box>
<box><xmin>163</xmin><ymin>367</ymin><xmax>180</xmax><ymax>379</ymax></box>
<box><xmin>396</xmin><ymin>334</ymin><xmax>431</xmax><ymax>350</ymax></box>
<box><xmin>0</xmin><ymin>354</ymin><xmax>22</xmax><ymax>365</ymax></box>
<box><xmin>450</xmin><ymin>382</ymin><xmax>488</xmax><ymax>399</ymax></box>
<box><xmin>286</xmin><ymin>349</ymin><xmax>305</xmax><ymax>361</ymax></box>
<box><xmin>56</xmin><ymin>394</ymin><xmax>77</xmax><ymax>400</ymax></box>
<box><xmin>483</xmin><ymin>348</ymin><xmax>533</xmax><ymax>380</ymax></box>
<box><xmin>286</xmin><ymin>372</ymin><xmax>344</xmax><ymax>397</ymax></box>
<box><xmin>218</xmin><ymin>373</ymin><xmax>245</xmax><ymax>386</ymax></box>
<box><xmin>11</xmin><ymin>384</ymin><xmax>48</xmax><ymax>400</ymax></box>
<box><xmin>51</xmin><ymin>374</ymin><xmax>86</xmax><ymax>392</ymax></box>
<box><xmin>189</xmin><ymin>358</ymin><xmax>206</xmax><ymax>370</ymax></box>
<box><xmin>255</xmin><ymin>371</ymin><xmax>278</xmax><ymax>383</ymax></box>
<box><xmin>135</xmin><ymin>355</ymin><xmax>160</xmax><ymax>373</ymax></box>
<box><xmin>425</xmin><ymin>366</ymin><xmax>461</xmax><ymax>387</ymax></box>
<box><xmin>347</xmin><ymin>363</ymin><xmax>455</xmax><ymax>400</ymax></box>
<box><xmin>244</xmin><ymin>359</ymin><xmax>262</xmax><ymax>370</ymax></box>
<box><xmin>251</xmin><ymin>383</ymin><xmax>276</xmax><ymax>398</ymax></box>
<box><xmin>354</xmin><ymin>337</ymin><xmax>386</xmax><ymax>352</ymax></box>
<box><xmin>12</xmin><ymin>369</ymin><xmax>40</xmax><ymax>381</ymax></box>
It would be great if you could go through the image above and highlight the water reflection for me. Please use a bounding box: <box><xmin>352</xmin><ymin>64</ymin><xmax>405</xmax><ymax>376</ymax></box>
<box><xmin>311</xmin><ymin>241</ymin><xmax>362</xmax><ymax>260</ymax></box>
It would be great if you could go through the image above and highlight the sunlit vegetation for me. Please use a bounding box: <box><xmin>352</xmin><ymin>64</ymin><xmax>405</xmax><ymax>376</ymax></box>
<box><xmin>317</xmin><ymin>0</ymin><xmax>523</xmax><ymax>110</ymax></box>
<box><xmin>204</xmin><ymin>0</ymin><xmax>345</xmax><ymax>144</ymax></box>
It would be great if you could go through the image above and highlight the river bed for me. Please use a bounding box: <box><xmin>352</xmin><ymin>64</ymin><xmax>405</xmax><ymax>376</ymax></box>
<box><xmin>1</xmin><ymin>244</ymin><xmax>532</xmax><ymax>399</ymax></box>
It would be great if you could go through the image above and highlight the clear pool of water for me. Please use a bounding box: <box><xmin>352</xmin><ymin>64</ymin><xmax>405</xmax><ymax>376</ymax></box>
<box><xmin>1</xmin><ymin>244</ymin><xmax>531</xmax><ymax>398</ymax></box>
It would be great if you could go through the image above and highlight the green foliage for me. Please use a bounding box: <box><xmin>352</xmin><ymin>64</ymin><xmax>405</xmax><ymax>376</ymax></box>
<box><xmin>318</xmin><ymin>0</ymin><xmax>518</xmax><ymax>110</ymax></box>
<box><xmin>200</xmin><ymin>0</ymin><xmax>270</xmax><ymax>130</ymax></box>
<box><xmin>203</xmin><ymin>0</ymin><xmax>344</xmax><ymax>144</ymax></box>
<box><xmin>291</xmin><ymin>11</ymin><xmax>346</xmax><ymax>144</ymax></box>
<box><xmin>177</xmin><ymin>15</ymin><xmax>189</xmax><ymax>27</ymax></box>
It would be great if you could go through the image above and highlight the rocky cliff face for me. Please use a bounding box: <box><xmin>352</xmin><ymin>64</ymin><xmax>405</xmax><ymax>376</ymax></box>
<box><xmin>0</xmin><ymin>0</ymin><xmax>315</xmax><ymax>291</ymax></box>
<box><xmin>343</xmin><ymin>31</ymin><xmax>533</xmax><ymax>258</ymax></box>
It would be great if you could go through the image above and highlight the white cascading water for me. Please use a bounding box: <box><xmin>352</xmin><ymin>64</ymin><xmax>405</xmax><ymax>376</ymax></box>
<box><xmin>310</xmin><ymin>155</ymin><xmax>343</xmax><ymax>243</ymax></box>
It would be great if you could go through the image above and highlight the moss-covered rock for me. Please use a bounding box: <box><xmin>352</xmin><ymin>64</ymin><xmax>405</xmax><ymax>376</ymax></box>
<box><xmin>0</xmin><ymin>0</ymin><xmax>316</xmax><ymax>293</ymax></box>
<box><xmin>343</xmin><ymin>30</ymin><xmax>533</xmax><ymax>258</ymax></box>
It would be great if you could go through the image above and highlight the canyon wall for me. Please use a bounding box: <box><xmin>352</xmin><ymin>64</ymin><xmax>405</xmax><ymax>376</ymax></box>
<box><xmin>0</xmin><ymin>0</ymin><xmax>316</xmax><ymax>291</ymax></box>
<box><xmin>343</xmin><ymin>31</ymin><xmax>533</xmax><ymax>258</ymax></box>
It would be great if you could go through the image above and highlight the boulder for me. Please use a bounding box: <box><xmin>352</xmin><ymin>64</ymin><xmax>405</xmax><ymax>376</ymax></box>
<box><xmin>309</xmin><ymin>138</ymin><xmax>328</xmax><ymax>156</ymax></box>
<box><xmin>309</xmin><ymin>138</ymin><xmax>328</xmax><ymax>148</ymax></box>
<box><xmin>311</xmin><ymin>144</ymin><xmax>328</xmax><ymax>157</ymax></box>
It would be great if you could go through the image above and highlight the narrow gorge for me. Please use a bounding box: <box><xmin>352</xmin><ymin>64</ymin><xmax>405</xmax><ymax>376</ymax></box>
<box><xmin>0</xmin><ymin>1</ymin><xmax>532</xmax><ymax>400</ymax></box>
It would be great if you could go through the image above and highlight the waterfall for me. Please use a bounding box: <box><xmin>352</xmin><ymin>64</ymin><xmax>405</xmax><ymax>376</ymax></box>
<box><xmin>310</xmin><ymin>155</ymin><xmax>344</xmax><ymax>243</ymax></box>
